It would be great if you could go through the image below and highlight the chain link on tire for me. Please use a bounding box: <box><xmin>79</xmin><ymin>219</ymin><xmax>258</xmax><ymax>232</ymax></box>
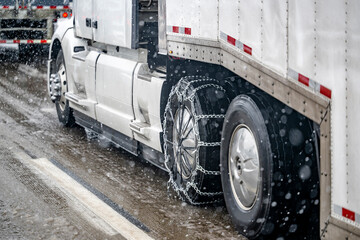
<box><xmin>163</xmin><ymin>76</ymin><xmax>229</xmax><ymax>205</ymax></box>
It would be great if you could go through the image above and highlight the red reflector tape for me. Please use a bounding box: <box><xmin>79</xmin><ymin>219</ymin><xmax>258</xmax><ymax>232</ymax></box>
<box><xmin>342</xmin><ymin>208</ymin><xmax>355</xmax><ymax>221</ymax></box>
<box><xmin>320</xmin><ymin>85</ymin><xmax>332</xmax><ymax>99</ymax></box>
<box><xmin>288</xmin><ymin>68</ymin><xmax>332</xmax><ymax>99</ymax></box>
<box><xmin>220</xmin><ymin>31</ymin><xmax>252</xmax><ymax>56</ymax></box>
<box><xmin>172</xmin><ymin>26</ymin><xmax>179</xmax><ymax>33</ymax></box>
<box><xmin>227</xmin><ymin>35</ymin><xmax>236</xmax><ymax>46</ymax></box>
<box><xmin>1</xmin><ymin>5</ymin><xmax>15</xmax><ymax>9</ymax></box>
<box><xmin>243</xmin><ymin>44</ymin><xmax>252</xmax><ymax>56</ymax></box>
<box><xmin>334</xmin><ymin>204</ymin><xmax>360</xmax><ymax>224</ymax></box>
<box><xmin>0</xmin><ymin>39</ymin><xmax>51</xmax><ymax>44</ymax></box>
<box><xmin>168</xmin><ymin>26</ymin><xmax>192</xmax><ymax>35</ymax></box>
<box><xmin>298</xmin><ymin>73</ymin><xmax>310</xmax><ymax>86</ymax></box>
<box><xmin>32</xmin><ymin>5</ymin><xmax>70</xmax><ymax>10</ymax></box>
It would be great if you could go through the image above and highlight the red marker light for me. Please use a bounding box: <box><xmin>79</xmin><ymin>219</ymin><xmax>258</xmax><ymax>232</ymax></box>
<box><xmin>62</xmin><ymin>12</ymin><xmax>68</xmax><ymax>18</ymax></box>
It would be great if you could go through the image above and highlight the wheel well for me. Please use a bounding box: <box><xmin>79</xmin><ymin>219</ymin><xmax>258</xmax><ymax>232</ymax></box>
<box><xmin>51</xmin><ymin>39</ymin><xmax>62</xmax><ymax>61</ymax></box>
<box><xmin>49</xmin><ymin>39</ymin><xmax>62</xmax><ymax>77</ymax></box>
<box><xmin>163</xmin><ymin>57</ymin><xmax>320</xmax><ymax>179</ymax></box>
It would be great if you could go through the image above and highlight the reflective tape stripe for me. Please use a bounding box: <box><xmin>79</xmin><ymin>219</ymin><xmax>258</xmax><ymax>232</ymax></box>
<box><xmin>1</xmin><ymin>5</ymin><xmax>15</xmax><ymax>9</ymax></box>
<box><xmin>220</xmin><ymin>31</ymin><xmax>252</xmax><ymax>56</ymax></box>
<box><xmin>288</xmin><ymin>68</ymin><xmax>332</xmax><ymax>99</ymax></box>
<box><xmin>1</xmin><ymin>5</ymin><xmax>68</xmax><ymax>10</ymax></box>
<box><xmin>243</xmin><ymin>44</ymin><xmax>252</xmax><ymax>55</ymax></box>
<box><xmin>167</xmin><ymin>25</ymin><xmax>191</xmax><ymax>36</ymax></box>
<box><xmin>31</xmin><ymin>5</ymin><xmax>69</xmax><ymax>10</ymax></box>
<box><xmin>334</xmin><ymin>204</ymin><xmax>360</xmax><ymax>224</ymax></box>
<box><xmin>0</xmin><ymin>39</ymin><xmax>51</xmax><ymax>44</ymax></box>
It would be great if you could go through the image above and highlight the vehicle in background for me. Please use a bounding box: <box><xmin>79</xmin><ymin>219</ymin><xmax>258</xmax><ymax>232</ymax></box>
<box><xmin>0</xmin><ymin>0</ymin><xmax>71</xmax><ymax>60</ymax></box>
<box><xmin>47</xmin><ymin>0</ymin><xmax>360</xmax><ymax>239</ymax></box>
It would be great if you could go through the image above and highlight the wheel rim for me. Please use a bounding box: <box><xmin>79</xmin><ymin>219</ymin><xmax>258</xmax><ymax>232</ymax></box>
<box><xmin>57</xmin><ymin>63</ymin><xmax>67</xmax><ymax>112</ymax></box>
<box><xmin>173</xmin><ymin>105</ymin><xmax>197</xmax><ymax>180</ymax></box>
<box><xmin>229</xmin><ymin>124</ymin><xmax>260</xmax><ymax>210</ymax></box>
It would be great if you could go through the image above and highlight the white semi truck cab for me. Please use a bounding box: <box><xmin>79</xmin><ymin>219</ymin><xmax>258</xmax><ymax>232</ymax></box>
<box><xmin>47</xmin><ymin>1</ymin><xmax>360</xmax><ymax>239</ymax></box>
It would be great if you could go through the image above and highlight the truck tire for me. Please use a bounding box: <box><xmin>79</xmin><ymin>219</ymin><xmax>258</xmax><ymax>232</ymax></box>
<box><xmin>53</xmin><ymin>49</ymin><xmax>75</xmax><ymax>127</ymax></box>
<box><xmin>163</xmin><ymin>76</ymin><xmax>230</xmax><ymax>204</ymax></box>
<box><xmin>220</xmin><ymin>94</ymin><xmax>319</xmax><ymax>239</ymax></box>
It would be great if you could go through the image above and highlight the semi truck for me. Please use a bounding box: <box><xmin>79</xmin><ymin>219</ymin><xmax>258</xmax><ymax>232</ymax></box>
<box><xmin>47</xmin><ymin>0</ymin><xmax>360</xmax><ymax>239</ymax></box>
<box><xmin>0</xmin><ymin>0</ymin><xmax>71</xmax><ymax>59</ymax></box>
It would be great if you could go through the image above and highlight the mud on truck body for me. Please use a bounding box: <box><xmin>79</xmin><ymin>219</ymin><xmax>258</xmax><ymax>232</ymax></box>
<box><xmin>47</xmin><ymin>0</ymin><xmax>360</xmax><ymax>239</ymax></box>
<box><xmin>0</xmin><ymin>0</ymin><xmax>71</xmax><ymax>58</ymax></box>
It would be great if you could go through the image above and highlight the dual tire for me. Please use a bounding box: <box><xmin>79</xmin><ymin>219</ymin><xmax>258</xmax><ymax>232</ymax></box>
<box><xmin>164</xmin><ymin>78</ymin><xmax>319</xmax><ymax>239</ymax></box>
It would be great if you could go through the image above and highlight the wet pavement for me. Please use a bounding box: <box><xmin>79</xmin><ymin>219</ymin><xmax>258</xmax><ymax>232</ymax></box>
<box><xmin>0</xmin><ymin>61</ymin><xmax>244</xmax><ymax>239</ymax></box>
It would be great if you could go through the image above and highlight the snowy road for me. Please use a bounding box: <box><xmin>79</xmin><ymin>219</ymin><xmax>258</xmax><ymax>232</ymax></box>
<box><xmin>0</xmin><ymin>62</ymin><xmax>244</xmax><ymax>239</ymax></box>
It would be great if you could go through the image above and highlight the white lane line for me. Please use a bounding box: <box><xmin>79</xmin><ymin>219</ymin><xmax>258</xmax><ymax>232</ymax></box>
<box><xmin>15</xmin><ymin>152</ymin><xmax>154</xmax><ymax>240</ymax></box>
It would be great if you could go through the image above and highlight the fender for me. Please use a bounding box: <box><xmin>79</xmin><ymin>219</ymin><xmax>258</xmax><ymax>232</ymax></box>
<box><xmin>47</xmin><ymin>18</ymin><xmax>88</xmax><ymax>99</ymax></box>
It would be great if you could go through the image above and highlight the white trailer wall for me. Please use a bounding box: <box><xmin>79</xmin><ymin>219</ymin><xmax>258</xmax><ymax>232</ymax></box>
<box><xmin>219</xmin><ymin>0</ymin><xmax>287</xmax><ymax>75</ymax></box>
<box><xmin>166</xmin><ymin>0</ymin><xmax>218</xmax><ymax>41</ymax></box>
<box><xmin>288</xmin><ymin>0</ymin><xmax>316</xmax><ymax>79</ymax></box>
<box><xmin>314</xmin><ymin>0</ymin><xmax>348</xmax><ymax>216</ymax></box>
<box><xmin>262</xmin><ymin>0</ymin><xmax>287</xmax><ymax>76</ymax></box>
<box><xmin>238</xmin><ymin>0</ymin><xmax>262</xmax><ymax>61</ymax></box>
<box><xmin>219</xmin><ymin>0</ymin><xmax>239</xmax><ymax>44</ymax></box>
<box><xmin>345</xmin><ymin>0</ymin><xmax>360</xmax><ymax>215</ymax></box>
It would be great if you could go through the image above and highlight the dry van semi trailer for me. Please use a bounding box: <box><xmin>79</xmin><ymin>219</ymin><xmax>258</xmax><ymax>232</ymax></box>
<box><xmin>0</xmin><ymin>0</ymin><xmax>71</xmax><ymax>58</ymax></box>
<box><xmin>47</xmin><ymin>0</ymin><xmax>360</xmax><ymax>239</ymax></box>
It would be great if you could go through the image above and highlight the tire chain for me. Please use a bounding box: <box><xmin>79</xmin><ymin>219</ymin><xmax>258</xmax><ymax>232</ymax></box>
<box><xmin>195</xmin><ymin>114</ymin><xmax>225</xmax><ymax>121</ymax></box>
<box><xmin>163</xmin><ymin>77</ymin><xmax>227</xmax><ymax>205</ymax></box>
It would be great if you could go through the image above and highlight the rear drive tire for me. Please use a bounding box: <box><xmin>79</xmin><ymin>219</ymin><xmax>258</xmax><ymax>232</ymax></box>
<box><xmin>163</xmin><ymin>76</ymin><xmax>230</xmax><ymax>204</ymax></box>
<box><xmin>220</xmin><ymin>94</ymin><xmax>319</xmax><ymax>239</ymax></box>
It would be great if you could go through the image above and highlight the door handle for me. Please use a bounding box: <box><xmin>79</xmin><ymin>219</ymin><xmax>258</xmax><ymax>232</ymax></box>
<box><xmin>86</xmin><ymin>18</ymin><xmax>91</xmax><ymax>27</ymax></box>
<box><xmin>92</xmin><ymin>21</ymin><xmax>98</xmax><ymax>29</ymax></box>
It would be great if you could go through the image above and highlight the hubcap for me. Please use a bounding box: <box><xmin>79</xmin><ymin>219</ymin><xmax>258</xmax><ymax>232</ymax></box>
<box><xmin>229</xmin><ymin>124</ymin><xmax>260</xmax><ymax>210</ymax></box>
<box><xmin>57</xmin><ymin>63</ymin><xmax>67</xmax><ymax>111</ymax></box>
<box><xmin>173</xmin><ymin>105</ymin><xmax>197</xmax><ymax>179</ymax></box>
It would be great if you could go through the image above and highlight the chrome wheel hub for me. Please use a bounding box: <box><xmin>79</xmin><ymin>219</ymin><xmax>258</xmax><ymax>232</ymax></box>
<box><xmin>173</xmin><ymin>106</ymin><xmax>197</xmax><ymax>179</ymax></box>
<box><xmin>229</xmin><ymin>124</ymin><xmax>260</xmax><ymax>210</ymax></box>
<box><xmin>49</xmin><ymin>63</ymin><xmax>67</xmax><ymax>111</ymax></box>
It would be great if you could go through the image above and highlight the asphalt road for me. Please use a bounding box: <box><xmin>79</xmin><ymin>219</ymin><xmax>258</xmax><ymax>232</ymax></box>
<box><xmin>0</xmin><ymin>61</ymin><xmax>244</xmax><ymax>240</ymax></box>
